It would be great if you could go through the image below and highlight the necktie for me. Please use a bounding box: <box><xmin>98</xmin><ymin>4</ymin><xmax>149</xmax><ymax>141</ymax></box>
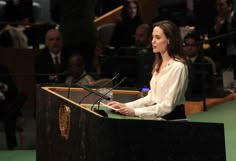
<box><xmin>54</xmin><ymin>55</ymin><xmax>61</xmax><ymax>73</ymax></box>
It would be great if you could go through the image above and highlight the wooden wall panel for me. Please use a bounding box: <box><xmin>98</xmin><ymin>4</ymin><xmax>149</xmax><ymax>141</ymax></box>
<box><xmin>0</xmin><ymin>48</ymin><xmax>39</xmax><ymax>109</ymax></box>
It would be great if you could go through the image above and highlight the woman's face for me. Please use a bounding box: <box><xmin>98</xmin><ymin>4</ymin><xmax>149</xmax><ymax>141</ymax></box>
<box><xmin>151</xmin><ymin>26</ymin><xmax>169</xmax><ymax>54</ymax></box>
<box><xmin>127</xmin><ymin>2</ymin><xmax>137</xmax><ymax>19</ymax></box>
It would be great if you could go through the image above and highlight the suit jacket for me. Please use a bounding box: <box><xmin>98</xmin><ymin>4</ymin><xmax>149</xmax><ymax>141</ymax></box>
<box><xmin>210</xmin><ymin>12</ymin><xmax>236</xmax><ymax>60</ymax></box>
<box><xmin>34</xmin><ymin>48</ymin><xmax>67</xmax><ymax>84</ymax></box>
<box><xmin>186</xmin><ymin>54</ymin><xmax>214</xmax><ymax>100</ymax></box>
<box><xmin>191</xmin><ymin>54</ymin><xmax>213</xmax><ymax>74</ymax></box>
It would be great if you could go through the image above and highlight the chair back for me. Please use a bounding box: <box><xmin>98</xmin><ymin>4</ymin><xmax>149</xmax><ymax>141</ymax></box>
<box><xmin>97</xmin><ymin>23</ymin><xmax>116</xmax><ymax>47</ymax></box>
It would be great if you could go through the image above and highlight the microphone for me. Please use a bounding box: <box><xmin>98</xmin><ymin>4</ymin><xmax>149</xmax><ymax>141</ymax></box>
<box><xmin>91</xmin><ymin>77</ymin><xmax>127</xmax><ymax>117</ymax></box>
<box><xmin>74</xmin><ymin>83</ymin><xmax>111</xmax><ymax>100</ymax></box>
<box><xmin>66</xmin><ymin>71</ymin><xmax>94</xmax><ymax>99</ymax></box>
<box><xmin>78</xmin><ymin>73</ymin><xmax>120</xmax><ymax>104</ymax></box>
<box><xmin>66</xmin><ymin>71</ymin><xmax>90</xmax><ymax>99</ymax></box>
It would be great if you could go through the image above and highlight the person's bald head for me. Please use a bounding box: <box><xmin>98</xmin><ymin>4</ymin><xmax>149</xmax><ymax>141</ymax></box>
<box><xmin>134</xmin><ymin>24</ymin><xmax>151</xmax><ymax>47</ymax></box>
<box><xmin>45</xmin><ymin>29</ymin><xmax>62</xmax><ymax>54</ymax></box>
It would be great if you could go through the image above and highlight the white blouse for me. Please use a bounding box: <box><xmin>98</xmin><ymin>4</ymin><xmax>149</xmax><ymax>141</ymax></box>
<box><xmin>125</xmin><ymin>59</ymin><xmax>188</xmax><ymax>119</ymax></box>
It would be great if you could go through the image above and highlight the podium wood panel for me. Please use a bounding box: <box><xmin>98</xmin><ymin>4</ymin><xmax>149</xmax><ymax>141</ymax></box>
<box><xmin>37</xmin><ymin>86</ymin><xmax>226</xmax><ymax>161</ymax></box>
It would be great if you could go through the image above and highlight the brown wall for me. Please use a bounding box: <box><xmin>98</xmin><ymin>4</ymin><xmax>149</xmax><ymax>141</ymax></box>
<box><xmin>0</xmin><ymin>48</ymin><xmax>39</xmax><ymax>109</ymax></box>
<box><xmin>138</xmin><ymin>0</ymin><xmax>160</xmax><ymax>24</ymax></box>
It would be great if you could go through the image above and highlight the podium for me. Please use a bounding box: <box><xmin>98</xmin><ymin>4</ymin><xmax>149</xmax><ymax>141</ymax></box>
<box><xmin>36</xmin><ymin>86</ymin><xmax>226</xmax><ymax>161</ymax></box>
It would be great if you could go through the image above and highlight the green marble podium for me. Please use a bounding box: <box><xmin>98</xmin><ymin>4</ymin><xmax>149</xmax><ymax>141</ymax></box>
<box><xmin>36</xmin><ymin>86</ymin><xmax>226</xmax><ymax>161</ymax></box>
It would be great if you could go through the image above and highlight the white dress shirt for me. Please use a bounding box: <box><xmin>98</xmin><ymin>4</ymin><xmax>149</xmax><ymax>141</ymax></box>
<box><xmin>125</xmin><ymin>59</ymin><xmax>188</xmax><ymax>119</ymax></box>
<box><xmin>50</xmin><ymin>52</ymin><xmax>61</xmax><ymax>64</ymax></box>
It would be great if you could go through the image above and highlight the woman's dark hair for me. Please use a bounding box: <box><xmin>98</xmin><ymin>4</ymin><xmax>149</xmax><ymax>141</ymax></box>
<box><xmin>152</xmin><ymin>20</ymin><xmax>187</xmax><ymax>73</ymax></box>
<box><xmin>121</xmin><ymin>0</ymin><xmax>141</xmax><ymax>22</ymax></box>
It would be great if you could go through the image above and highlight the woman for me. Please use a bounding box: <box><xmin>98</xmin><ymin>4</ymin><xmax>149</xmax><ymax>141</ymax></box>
<box><xmin>108</xmin><ymin>20</ymin><xmax>189</xmax><ymax>120</ymax></box>
<box><xmin>110</xmin><ymin>0</ymin><xmax>142</xmax><ymax>48</ymax></box>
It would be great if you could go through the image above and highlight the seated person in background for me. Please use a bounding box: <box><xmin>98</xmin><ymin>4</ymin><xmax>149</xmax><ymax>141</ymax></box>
<box><xmin>110</xmin><ymin>0</ymin><xmax>142</xmax><ymax>48</ymax></box>
<box><xmin>35</xmin><ymin>29</ymin><xmax>67</xmax><ymax>84</ymax></box>
<box><xmin>0</xmin><ymin>0</ymin><xmax>33</xmax><ymax>48</ymax></box>
<box><xmin>132</xmin><ymin>23</ymin><xmax>151</xmax><ymax>48</ymax></box>
<box><xmin>0</xmin><ymin>22</ymin><xmax>29</xmax><ymax>48</ymax></box>
<box><xmin>65</xmin><ymin>54</ymin><xmax>95</xmax><ymax>86</ymax></box>
<box><xmin>0</xmin><ymin>64</ymin><xmax>24</xmax><ymax>150</ymax></box>
<box><xmin>183</xmin><ymin>32</ymin><xmax>217</xmax><ymax>99</ymax></box>
<box><xmin>211</xmin><ymin>0</ymin><xmax>236</xmax><ymax>77</ymax></box>
<box><xmin>183</xmin><ymin>33</ymin><xmax>217</xmax><ymax>75</ymax></box>
<box><xmin>65</xmin><ymin>54</ymin><xmax>112</xmax><ymax>87</ymax></box>
<box><xmin>131</xmin><ymin>23</ymin><xmax>153</xmax><ymax>57</ymax></box>
<box><xmin>109</xmin><ymin>23</ymin><xmax>152</xmax><ymax>56</ymax></box>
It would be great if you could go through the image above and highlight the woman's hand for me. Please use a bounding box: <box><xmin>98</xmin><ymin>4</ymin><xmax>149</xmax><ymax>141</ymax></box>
<box><xmin>108</xmin><ymin>101</ymin><xmax>125</xmax><ymax>109</ymax></box>
<box><xmin>108</xmin><ymin>101</ymin><xmax>135</xmax><ymax>116</ymax></box>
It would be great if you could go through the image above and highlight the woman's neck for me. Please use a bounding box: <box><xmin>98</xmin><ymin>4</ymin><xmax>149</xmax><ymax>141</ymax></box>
<box><xmin>161</xmin><ymin>51</ymin><xmax>171</xmax><ymax>64</ymax></box>
<box><xmin>158</xmin><ymin>52</ymin><xmax>171</xmax><ymax>72</ymax></box>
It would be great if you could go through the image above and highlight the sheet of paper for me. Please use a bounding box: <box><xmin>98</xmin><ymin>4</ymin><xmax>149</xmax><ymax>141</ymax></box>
<box><xmin>99</xmin><ymin>102</ymin><xmax>118</xmax><ymax>111</ymax></box>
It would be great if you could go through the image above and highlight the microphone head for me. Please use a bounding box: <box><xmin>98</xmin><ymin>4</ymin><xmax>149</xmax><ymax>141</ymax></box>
<box><xmin>112</xmin><ymin>73</ymin><xmax>121</xmax><ymax>81</ymax></box>
<box><xmin>121</xmin><ymin>77</ymin><xmax>127</xmax><ymax>83</ymax></box>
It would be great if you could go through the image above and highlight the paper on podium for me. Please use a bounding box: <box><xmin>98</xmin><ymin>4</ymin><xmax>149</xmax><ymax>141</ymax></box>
<box><xmin>100</xmin><ymin>102</ymin><xmax>118</xmax><ymax>111</ymax></box>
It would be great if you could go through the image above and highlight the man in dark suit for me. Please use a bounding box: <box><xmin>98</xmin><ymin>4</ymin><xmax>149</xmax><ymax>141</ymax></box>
<box><xmin>183</xmin><ymin>33</ymin><xmax>217</xmax><ymax>99</ymax></box>
<box><xmin>0</xmin><ymin>64</ymin><xmax>19</xmax><ymax>149</ymax></box>
<box><xmin>212</xmin><ymin>0</ymin><xmax>236</xmax><ymax>77</ymax></box>
<box><xmin>35</xmin><ymin>29</ymin><xmax>67</xmax><ymax>84</ymax></box>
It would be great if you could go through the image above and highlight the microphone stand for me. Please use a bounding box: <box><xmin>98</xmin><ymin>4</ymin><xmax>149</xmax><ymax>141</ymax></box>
<box><xmin>91</xmin><ymin>77</ymin><xmax>127</xmax><ymax>117</ymax></box>
<box><xmin>74</xmin><ymin>83</ymin><xmax>111</xmax><ymax>101</ymax></box>
<box><xmin>78</xmin><ymin>73</ymin><xmax>120</xmax><ymax>104</ymax></box>
<box><xmin>66</xmin><ymin>72</ymin><xmax>88</xmax><ymax>99</ymax></box>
